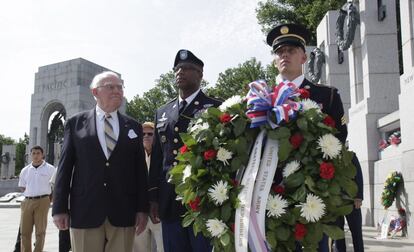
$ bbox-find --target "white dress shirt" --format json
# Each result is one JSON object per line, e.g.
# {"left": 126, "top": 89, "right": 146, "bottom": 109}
{"left": 96, "top": 105, "right": 120, "bottom": 159}
{"left": 18, "top": 161, "right": 56, "bottom": 197}
{"left": 275, "top": 74, "right": 305, "bottom": 88}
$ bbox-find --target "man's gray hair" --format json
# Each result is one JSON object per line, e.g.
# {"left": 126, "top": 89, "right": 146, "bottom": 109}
{"left": 90, "top": 71, "right": 122, "bottom": 89}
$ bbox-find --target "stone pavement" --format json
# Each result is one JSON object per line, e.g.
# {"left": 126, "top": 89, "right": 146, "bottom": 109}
{"left": 1, "top": 204, "right": 414, "bottom": 251}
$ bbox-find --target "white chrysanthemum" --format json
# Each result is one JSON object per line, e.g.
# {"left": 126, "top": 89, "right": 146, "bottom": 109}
{"left": 298, "top": 194, "right": 326, "bottom": 222}
{"left": 219, "top": 95, "right": 242, "bottom": 111}
{"left": 216, "top": 147, "right": 233, "bottom": 165}
{"left": 317, "top": 134, "right": 342, "bottom": 159}
{"left": 182, "top": 165, "right": 192, "bottom": 182}
{"left": 282, "top": 160, "right": 301, "bottom": 178}
{"left": 208, "top": 180, "right": 229, "bottom": 205}
{"left": 190, "top": 122, "right": 209, "bottom": 134}
{"left": 301, "top": 99, "right": 321, "bottom": 112}
{"left": 266, "top": 194, "right": 288, "bottom": 218}
{"left": 206, "top": 218, "right": 227, "bottom": 237}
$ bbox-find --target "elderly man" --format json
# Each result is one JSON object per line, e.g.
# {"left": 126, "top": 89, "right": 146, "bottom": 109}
{"left": 149, "top": 49, "right": 221, "bottom": 252}
{"left": 52, "top": 71, "right": 149, "bottom": 252}
{"left": 134, "top": 122, "right": 164, "bottom": 252}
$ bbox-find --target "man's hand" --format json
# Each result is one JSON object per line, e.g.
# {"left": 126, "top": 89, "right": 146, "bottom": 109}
{"left": 53, "top": 213, "right": 70, "bottom": 230}
{"left": 135, "top": 212, "right": 148, "bottom": 235}
{"left": 149, "top": 201, "right": 160, "bottom": 224}
{"left": 354, "top": 198, "right": 363, "bottom": 209}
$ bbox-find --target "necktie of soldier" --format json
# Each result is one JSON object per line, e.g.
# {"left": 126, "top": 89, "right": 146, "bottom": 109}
{"left": 104, "top": 114, "right": 117, "bottom": 157}
{"left": 179, "top": 100, "right": 187, "bottom": 114}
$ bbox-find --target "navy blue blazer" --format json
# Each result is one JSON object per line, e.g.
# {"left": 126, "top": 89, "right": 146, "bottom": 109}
{"left": 52, "top": 109, "right": 149, "bottom": 228}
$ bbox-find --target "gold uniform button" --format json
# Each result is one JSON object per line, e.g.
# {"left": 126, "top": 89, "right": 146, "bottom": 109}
{"left": 104, "top": 183, "right": 107, "bottom": 187}
{"left": 174, "top": 138, "right": 179, "bottom": 143}
{"left": 105, "top": 162, "right": 109, "bottom": 167}
{"left": 174, "top": 127, "right": 179, "bottom": 132}
{"left": 173, "top": 150, "right": 178, "bottom": 155}
{"left": 173, "top": 161, "right": 178, "bottom": 166}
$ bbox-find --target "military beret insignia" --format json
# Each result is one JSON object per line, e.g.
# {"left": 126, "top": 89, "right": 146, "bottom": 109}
{"left": 179, "top": 50, "right": 188, "bottom": 60}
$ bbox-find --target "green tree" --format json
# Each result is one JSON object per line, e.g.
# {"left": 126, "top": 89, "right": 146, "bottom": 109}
{"left": 256, "top": 0, "right": 346, "bottom": 44}
{"left": 15, "top": 133, "right": 29, "bottom": 175}
{"left": 0, "top": 134, "right": 15, "bottom": 158}
{"left": 206, "top": 58, "right": 278, "bottom": 100}
{"left": 127, "top": 71, "right": 208, "bottom": 123}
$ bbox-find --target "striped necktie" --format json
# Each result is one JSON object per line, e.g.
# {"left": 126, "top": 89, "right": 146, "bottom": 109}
{"left": 104, "top": 114, "right": 117, "bottom": 157}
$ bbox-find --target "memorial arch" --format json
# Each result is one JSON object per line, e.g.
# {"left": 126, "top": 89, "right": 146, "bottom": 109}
{"left": 29, "top": 58, "right": 125, "bottom": 165}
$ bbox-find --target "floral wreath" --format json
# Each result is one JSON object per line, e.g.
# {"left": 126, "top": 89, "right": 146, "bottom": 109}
{"left": 381, "top": 171, "right": 403, "bottom": 209}
{"left": 169, "top": 81, "right": 358, "bottom": 251}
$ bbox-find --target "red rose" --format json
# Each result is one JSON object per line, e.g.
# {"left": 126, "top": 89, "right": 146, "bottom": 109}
{"left": 323, "top": 115, "right": 336, "bottom": 128}
{"left": 295, "top": 223, "right": 307, "bottom": 240}
{"left": 189, "top": 196, "right": 201, "bottom": 211}
{"left": 203, "top": 149, "right": 217, "bottom": 160}
{"left": 272, "top": 184, "right": 285, "bottom": 195}
{"left": 219, "top": 113, "right": 232, "bottom": 123}
{"left": 230, "top": 179, "right": 239, "bottom": 187}
{"left": 230, "top": 223, "right": 235, "bottom": 232}
{"left": 180, "top": 145, "right": 188, "bottom": 154}
{"left": 320, "top": 162, "right": 335, "bottom": 180}
{"left": 290, "top": 133, "right": 304, "bottom": 149}
{"left": 298, "top": 88, "right": 310, "bottom": 99}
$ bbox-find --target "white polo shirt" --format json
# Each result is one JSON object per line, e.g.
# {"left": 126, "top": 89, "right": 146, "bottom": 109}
{"left": 18, "top": 161, "right": 56, "bottom": 197}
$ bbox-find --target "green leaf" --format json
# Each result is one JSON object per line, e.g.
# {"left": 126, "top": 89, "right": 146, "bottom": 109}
{"left": 285, "top": 172, "right": 305, "bottom": 189}
{"left": 232, "top": 117, "right": 247, "bottom": 137}
{"left": 207, "top": 107, "right": 222, "bottom": 117}
{"left": 297, "top": 117, "right": 308, "bottom": 131}
{"left": 275, "top": 225, "right": 291, "bottom": 241}
{"left": 322, "top": 224, "right": 345, "bottom": 240}
{"left": 268, "top": 127, "right": 291, "bottom": 140}
{"left": 221, "top": 202, "right": 232, "bottom": 222}
{"left": 179, "top": 133, "right": 197, "bottom": 147}
{"left": 220, "top": 232, "right": 230, "bottom": 246}
{"left": 333, "top": 204, "right": 354, "bottom": 216}
{"left": 304, "top": 176, "right": 317, "bottom": 193}
{"left": 338, "top": 177, "right": 358, "bottom": 198}
{"left": 182, "top": 214, "right": 194, "bottom": 227}
{"left": 327, "top": 182, "right": 341, "bottom": 195}
{"left": 291, "top": 184, "right": 307, "bottom": 202}
{"left": 278, "top": 138, "right": 293, "bottom": 162}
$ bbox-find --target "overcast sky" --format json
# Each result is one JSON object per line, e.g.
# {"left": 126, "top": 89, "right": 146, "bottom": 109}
{"left": 0, "top": 0, "right": 273, "bottom": 140}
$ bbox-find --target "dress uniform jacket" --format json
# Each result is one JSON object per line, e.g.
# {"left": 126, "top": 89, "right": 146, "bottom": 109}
{"left": 52, "top": 109, "right": 149, "bottom": 228}
{"left": 149, "top": 91, "right": 221, "bottom": 221}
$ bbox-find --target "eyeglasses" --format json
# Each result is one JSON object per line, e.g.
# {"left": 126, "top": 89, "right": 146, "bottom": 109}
{"left": 97, "top": 83, "right": 124, "bottom": 91}
{"left": 143, "top": 132, "right": 154, "bottom": 136}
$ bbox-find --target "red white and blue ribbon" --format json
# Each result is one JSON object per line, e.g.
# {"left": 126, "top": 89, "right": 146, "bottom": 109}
{"left": 246, "top": 80, "right": 302, "bottom": 128}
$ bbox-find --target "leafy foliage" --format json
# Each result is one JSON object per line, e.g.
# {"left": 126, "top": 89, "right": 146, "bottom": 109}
{"left": 15, "top": 133, "right": 29, "bottom": 175}
{"left": 256, "top": 0, "right": 346, "bottom": 44}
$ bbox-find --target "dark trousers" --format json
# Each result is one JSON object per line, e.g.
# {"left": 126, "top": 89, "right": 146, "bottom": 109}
{"left": 59, "top": 229, "right": 71, "bottom": 252}
{"left": 334, "top": 207, "right": 364, "bottom": 252}
{"left": 162, "top": 220, "right": 212, "bottom": 252}
{"left": 296, "top": 234, "right": 329, "bottom": 252}
{"left": 13, "top": 227, "right": 21, "bottom": 252}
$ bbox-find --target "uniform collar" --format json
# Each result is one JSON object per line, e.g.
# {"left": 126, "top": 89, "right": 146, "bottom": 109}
{"left": 178, "top": 89, "right": 201, "bottom": 105}
{"left": 276, "top": 74, "right": 305, "bottom": 89}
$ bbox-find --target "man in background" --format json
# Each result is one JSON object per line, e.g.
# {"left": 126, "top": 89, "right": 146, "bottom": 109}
{"left": 134, "top": 122, "right": 164, "bottom": 252}
{"left": 19, "top": 145, "right": 56, "bottom": 252}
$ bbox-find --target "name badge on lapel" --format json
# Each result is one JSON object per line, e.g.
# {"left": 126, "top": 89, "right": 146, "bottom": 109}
{"left": 128, "top": 129, "right": 138, "bottom": 139}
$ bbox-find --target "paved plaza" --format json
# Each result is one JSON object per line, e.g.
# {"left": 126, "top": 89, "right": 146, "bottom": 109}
{"left": 1, "top": 205, "right": 414, "bottom": 251}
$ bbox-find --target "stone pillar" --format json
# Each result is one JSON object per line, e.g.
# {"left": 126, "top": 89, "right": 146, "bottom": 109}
{"left": 53, "top": 143, "right": 62, "bottom": 167}
{"left": 315, "top": 10, "right": 351, "bottom": 118}
{"left": 1, "top": 145, "right": 16, "bottom": 179}
{"left": 398, "top": 0, "right": 414, "bottom": 236}
{"left": 347, "top": 0, "right": 401, "bottom": 226}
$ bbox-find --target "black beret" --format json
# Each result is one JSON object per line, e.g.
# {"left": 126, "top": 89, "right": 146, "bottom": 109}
{"left": 173, "top": 49, "right": 204, "bottom": 69}
{"left": 266, "top": 24, "right": 310, "bottom": 52}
